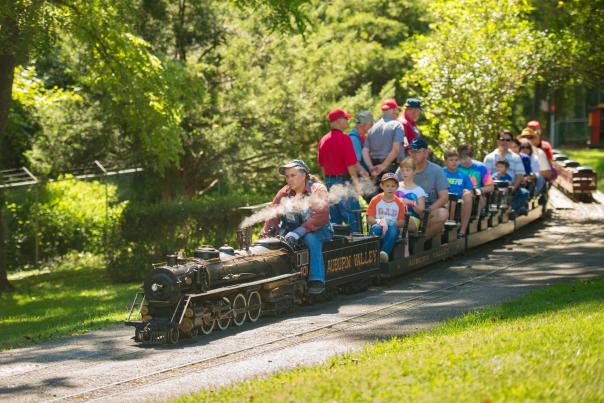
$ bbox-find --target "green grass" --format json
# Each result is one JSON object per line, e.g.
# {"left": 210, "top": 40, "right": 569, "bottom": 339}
{"left": 178, "top": 277, "right": 604, "bottom": 402}
{"left": 560, "top": 148, "right": 604, "bottom": 192}
{"left": 0, "top": 252, "right": 139, "bottom": 351}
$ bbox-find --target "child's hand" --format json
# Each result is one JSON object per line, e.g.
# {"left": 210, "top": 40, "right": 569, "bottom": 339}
{"left": 402, "top": 199, "right": 415, "bottom": 207}
{"left": 376, "top": 219, "right": 388, "bottom": 237}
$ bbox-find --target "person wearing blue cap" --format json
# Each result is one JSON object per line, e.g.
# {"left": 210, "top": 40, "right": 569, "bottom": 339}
{"left": 398, "top": 98, "right": 423, "bottom": 151}
{"left": 262, "top": 160, "right": 333, "bottom": 294}
{"left": 396, "top": 138, "right": 449, "bottom": 240}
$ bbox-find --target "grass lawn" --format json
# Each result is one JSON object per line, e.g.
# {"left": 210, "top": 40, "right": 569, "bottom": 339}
{"left": 178, "top": 277, "right": 604, "bottom": 402}
{"left": 0, "top": 252, "right": 139, "bottom": 351}
{"left": 560, "top": 148, "right": 604, "bottom": 192}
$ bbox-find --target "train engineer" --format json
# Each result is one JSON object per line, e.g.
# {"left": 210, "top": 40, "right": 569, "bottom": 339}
{"left": 317, "top": 108, "right": 367, "bottom": 232}
{"left": 261, "top": 160, "right": 333, "bottom": 294}
{"left": 366, "top": 173, "right": 406, "bottom": 263}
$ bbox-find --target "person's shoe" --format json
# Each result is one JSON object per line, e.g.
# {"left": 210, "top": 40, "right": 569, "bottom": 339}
{"left": 380, "top": 251, "right": 389, "bottom": 263}
{"left": 457, "top": 233, "right": 466, "bottom": 239}
{"left": 308, "top": 281, "right": 325, "bottom": 295}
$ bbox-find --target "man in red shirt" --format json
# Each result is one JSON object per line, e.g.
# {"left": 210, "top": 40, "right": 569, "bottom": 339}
{"left": 527, "top": 120, "right": 554, "bottom": 160}
{"left": 398, "top": 98, "right": 423, "bottom": 152}
{"left": 318, "top": 108, "right": 363, "bottom": 231}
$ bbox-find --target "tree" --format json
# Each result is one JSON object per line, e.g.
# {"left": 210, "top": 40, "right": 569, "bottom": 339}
{"left": 402, "top": 0, "right": 547, "bottom": 156}
{"left": 0, "top": 0, "right": 311, "bottom": 291}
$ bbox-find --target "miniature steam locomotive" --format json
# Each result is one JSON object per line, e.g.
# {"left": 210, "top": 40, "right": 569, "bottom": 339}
{"left": 125, "top": 227, "right": 380, "bottom": 344}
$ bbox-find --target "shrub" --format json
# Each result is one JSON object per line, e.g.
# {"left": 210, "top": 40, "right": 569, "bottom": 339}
{"left": 107, "top": 193, "right": 269, "bottom": 282}
{"left": 4, "top": 177, "right": 126, "bottom": 270}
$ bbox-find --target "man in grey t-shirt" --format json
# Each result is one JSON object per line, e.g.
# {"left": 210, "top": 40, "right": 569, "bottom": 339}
{"left": 362, "top": 98, "right": 406, "bottom": 178}
{"left": 396, "top": 138, "right": 449, "bottom": 240}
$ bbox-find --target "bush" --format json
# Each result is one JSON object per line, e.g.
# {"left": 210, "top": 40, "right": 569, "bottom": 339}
{"left": 107, "top": 193, "right": 269, "bottom": 282}
{"left": 4, "top": 177, "right": 126, "bottom": 270}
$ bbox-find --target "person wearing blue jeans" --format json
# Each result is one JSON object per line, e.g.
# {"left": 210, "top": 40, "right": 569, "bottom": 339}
{"left": 325, "top": 175, "right": 362, "bottom": 232}
{"left": 303, "top": 222, "right": 334, "bottom": 284}
{"left": 261, "top": 160, "right": 332, "bottom": 294}
{"left": 366, "top": 173, "right": 406, "bottom": 262}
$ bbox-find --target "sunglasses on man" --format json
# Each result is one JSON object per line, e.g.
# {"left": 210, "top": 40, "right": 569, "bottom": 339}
{"left": 498, "top": 138, "right": 512, "bottom": 142}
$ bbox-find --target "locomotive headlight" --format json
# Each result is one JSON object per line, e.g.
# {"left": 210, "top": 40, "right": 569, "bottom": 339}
{"left": 184, "top": 276, "right": 192, "bottom": 285}
{"left": 151, "top": 283, "right": 164, "bottom": 292}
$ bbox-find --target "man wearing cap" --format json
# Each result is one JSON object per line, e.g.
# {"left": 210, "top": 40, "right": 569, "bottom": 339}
{"left": 396, "top": 138, "right": 449, "bottom": 240}
{"left": 262, "top": 159, "right": 332, "bottom": 294}
{"left": 348, "top": 110, "right": 373, "bottom": 172}
{"left": 526, "top": 120, "right": 554, "bottom": 161}
{"left": 318, "top": 108, "right": 364, "bottom": 232}
{"left": 362, "top": 99, "right": 406, "bottom": 179}
{"left": 398, "top": 98, "right": 423, "bottom": 149}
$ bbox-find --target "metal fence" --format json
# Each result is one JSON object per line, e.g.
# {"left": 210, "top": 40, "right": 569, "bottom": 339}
{"left": 554, "top": 118, "right": 590, "bottom": 147}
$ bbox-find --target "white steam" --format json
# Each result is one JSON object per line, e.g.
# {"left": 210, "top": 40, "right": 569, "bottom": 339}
{"left": 239, "top": 178, "right": 377, "bottom": 229}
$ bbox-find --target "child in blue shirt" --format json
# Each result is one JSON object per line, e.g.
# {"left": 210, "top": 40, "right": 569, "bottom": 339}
{"left": 493, "top": 159, "right": 513, "bottom": 182}
{"left": 443, "top": 151, "right": 474, "bottom": 237}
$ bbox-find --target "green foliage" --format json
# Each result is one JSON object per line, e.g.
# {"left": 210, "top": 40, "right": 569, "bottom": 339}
{"left": 178, "top": 277, "right": 604, "bottom": 402}
{"left": 107, "top": 192, "right": 268, "bottom": 282}
{"left": 530, "top": 0, "right": 604, "bottom": 90}
{"left": 4, "top": 178, "right": 126, "bottom": 270}
{"left": 0, "top": 252, "right": 138, "bottom": 351}
{"left": 403, "top": 0, "right": 548, "bottom": 157}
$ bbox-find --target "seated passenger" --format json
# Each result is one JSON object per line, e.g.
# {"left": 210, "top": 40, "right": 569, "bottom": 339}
{"left": 518, "top": 128, "right": 550, "bottom": 192}
{"left": 261, "top": 160, "right": 333, "bottom": 294}
{"left": 484, "top": 130, "right": 529, "bottom": 216}
{"left": 367, "top": 173, "right": 406, "bottom": 263}
{"left": 396, "top": 138, "right": 449, "bottom": 240}
{"left": 457, "top": 144, "right": 494, "bottom": 216}
{"left": 493, "top": 159, "right": 513, "bottom": 182}
{"left": 443, "top": 151, "right": 474, "bottom": 238}
{"left": 395, "top": 157, "right": 426, "bottom": 234}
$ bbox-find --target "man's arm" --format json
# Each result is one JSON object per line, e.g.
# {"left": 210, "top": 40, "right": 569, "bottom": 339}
{"left": 362, "top": 147, "right": 373, "bottom": 172}
{"left": 376, "top": 142, "right": 401, "bottom": 173}
{"left": 431, "top": 188, "right": 449, "bottom": 211}
{"left": 347, "top": 164, "right": 360, "bottom": 186}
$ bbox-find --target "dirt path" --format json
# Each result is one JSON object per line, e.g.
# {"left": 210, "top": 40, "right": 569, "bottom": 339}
{"left": 1, "top": 203, "right": 603, "bottom": 402}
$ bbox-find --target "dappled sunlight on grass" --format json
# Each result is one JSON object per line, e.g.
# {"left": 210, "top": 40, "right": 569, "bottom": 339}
{"left": 0, "top": 252, "right": 139, "bottom": 351}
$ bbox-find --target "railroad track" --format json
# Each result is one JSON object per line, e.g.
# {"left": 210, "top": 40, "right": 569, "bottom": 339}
{"left": 49, "top": 226, "right": 585, "bottom": 403}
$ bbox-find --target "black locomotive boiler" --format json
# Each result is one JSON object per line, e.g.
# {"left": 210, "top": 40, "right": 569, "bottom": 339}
{"left": 125, "top": 227, "right": 380, "bottom": 344}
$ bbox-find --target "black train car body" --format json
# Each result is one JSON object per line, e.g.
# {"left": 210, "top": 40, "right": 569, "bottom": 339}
{"left": 125, "top": 233, "right": 380, "bottom": 344}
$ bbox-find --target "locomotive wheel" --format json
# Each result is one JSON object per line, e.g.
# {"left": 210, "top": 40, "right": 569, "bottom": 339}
{"left": 200, "top": 318, "right": 216, "bottom": 335}
{"left": 167, "top": 325, "right": 179, "bottom": 344}
{"left": 232, "top": 293, "right": 247, "bottom": 327}
{"left": 247, "top": 291, "right": 262, "bottom": 323}
{"left": 217, "top": 297, "right": 232, "bottom": 330}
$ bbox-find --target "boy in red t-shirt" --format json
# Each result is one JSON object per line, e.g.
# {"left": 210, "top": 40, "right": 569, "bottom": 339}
{"left": 367, "top": 173, "right": 406, "bottom": 262}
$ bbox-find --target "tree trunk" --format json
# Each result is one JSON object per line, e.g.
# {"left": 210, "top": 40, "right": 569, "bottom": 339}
{"left": 0, "top": 52, "right": 17, "bottom": 293}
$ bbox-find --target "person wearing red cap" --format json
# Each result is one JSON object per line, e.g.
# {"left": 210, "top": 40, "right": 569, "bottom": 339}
{"left": 362, "top": 99, "right": 406, "bottom": 180}
{"left": 318, "top": 108, "right": 364, "bottom": 231}
{"left": 526, "top": 120, "right": 554, "bottom": 161}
